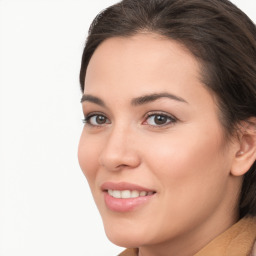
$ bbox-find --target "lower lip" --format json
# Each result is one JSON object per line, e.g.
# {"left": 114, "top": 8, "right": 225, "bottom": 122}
{"left": 103, "top": 192, "right": 155, "bottom": 212}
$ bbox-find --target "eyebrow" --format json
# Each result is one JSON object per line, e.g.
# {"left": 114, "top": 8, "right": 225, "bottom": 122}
{"left": 80, "top": 94, "right": 106, "bottom": 107}
{"left": 131, "top": 93, "right": 188, "bottom": 105}
{"left": 80, "top": 92, "right": 188, "bottom": 107}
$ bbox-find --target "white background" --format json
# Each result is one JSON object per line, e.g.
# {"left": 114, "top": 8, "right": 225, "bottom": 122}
{"left": 0, "top": 0, "right": 255, "bottom": 255}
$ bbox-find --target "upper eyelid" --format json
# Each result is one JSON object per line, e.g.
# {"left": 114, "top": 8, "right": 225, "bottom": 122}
{"left": 83, "top": 111, "right": 108, "bottom": 118}
{"left": 144, "top": 111, "right": 177, "bottom": 119}
{"left": 85, "top": 113, "right": 109, "bottom": 120}
{"left": 84, "top": 110, "right": 175, "bottom": 118}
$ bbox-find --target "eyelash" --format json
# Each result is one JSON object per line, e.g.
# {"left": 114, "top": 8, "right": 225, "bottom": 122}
{"left": 82, "top": 112, "right": 110, "bottom": 127}
{"left": 82, "top": 111, "right": 177, "bottom": 128}
{"left": 143, "top": 112, "right": 177, "bottom": 127}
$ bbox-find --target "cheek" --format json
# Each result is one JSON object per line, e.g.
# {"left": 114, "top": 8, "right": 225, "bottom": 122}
{"left": 78, "top": 131, "right": 101, "bottom": 185}
{"left": 143, "top": 126, "right": 229, "bottom": 201}
{"left": 135, "top": 127, "right": 232, "bottom": 238}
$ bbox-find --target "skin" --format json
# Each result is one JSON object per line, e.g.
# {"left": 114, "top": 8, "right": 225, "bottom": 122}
{"left": 78, "top": 33, "right": 245, "bottom": 256}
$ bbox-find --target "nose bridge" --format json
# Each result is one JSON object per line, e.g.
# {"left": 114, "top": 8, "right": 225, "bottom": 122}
{"left": 99, "top": 123, "right": 140, "bottom": 171}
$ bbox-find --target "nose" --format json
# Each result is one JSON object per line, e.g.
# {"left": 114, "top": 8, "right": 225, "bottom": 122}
{"left": 99, "top": 126, "right": 141, "bottom": 171}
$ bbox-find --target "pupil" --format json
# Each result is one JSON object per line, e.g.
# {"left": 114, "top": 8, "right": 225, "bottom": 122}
{"left": 154, "top": 115, "right": 167, "bottom": 125}
{"left": 96, "top": 115, "right": 106, "bottom": 124}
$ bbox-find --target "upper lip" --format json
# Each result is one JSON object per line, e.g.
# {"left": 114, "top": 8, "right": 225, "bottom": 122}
{"left": 101, "top": 182, "right": 156, "bottom": 192}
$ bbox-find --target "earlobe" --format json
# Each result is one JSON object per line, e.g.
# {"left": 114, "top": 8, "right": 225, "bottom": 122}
{"left": 231, "top": 118, "right": 256, "bottom": 176}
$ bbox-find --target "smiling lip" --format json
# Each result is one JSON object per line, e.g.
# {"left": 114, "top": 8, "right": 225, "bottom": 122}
{"left": 101, "top": 182, "right": 156, "bottom": 212}
{"left": 101, "top": 182, "right": 155, "bottom": 192}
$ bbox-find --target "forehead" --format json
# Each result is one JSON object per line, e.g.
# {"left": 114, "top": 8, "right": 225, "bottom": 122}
{"left": 83, "top": 33, "right": 215, "bottom": 110}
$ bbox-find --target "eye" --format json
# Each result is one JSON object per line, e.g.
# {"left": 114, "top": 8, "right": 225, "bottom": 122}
{"left": 83, "top": 113, "right": 110, "bottom": 126}
{"left": 143, "top": 112, "right": 177, "bottom": 127}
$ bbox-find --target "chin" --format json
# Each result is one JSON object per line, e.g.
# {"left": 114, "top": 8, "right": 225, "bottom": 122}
{"left": 102, "top": 218, "right": 149, "bottom": 248}
{"left": 105, "top": 230, "right": 144, "bottom": 248}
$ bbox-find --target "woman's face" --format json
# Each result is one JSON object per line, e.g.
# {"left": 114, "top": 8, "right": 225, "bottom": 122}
{"left": 78, "top": 34, "right": 239, "bottom": 250}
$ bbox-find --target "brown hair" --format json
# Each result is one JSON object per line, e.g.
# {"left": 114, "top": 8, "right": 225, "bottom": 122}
{"left": 79, "top": 0, "right": 256, "bottom": 217}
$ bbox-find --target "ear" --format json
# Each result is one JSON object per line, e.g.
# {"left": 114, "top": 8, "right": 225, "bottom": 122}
{"left": 231, "top": 118, "right": 256, "bottom": 176}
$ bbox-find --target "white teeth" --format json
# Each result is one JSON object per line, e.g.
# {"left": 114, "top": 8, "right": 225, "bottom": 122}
{"left": 107, "top": 190, "right": 154, "bottom": 198}
{"left": 121, "top": 190, "right": 131, "bottom": 198}
{"left": 108, "top": 189, "right": 113, "bottom": 196}
{"left": 131, "top": 190, "right": 139, "bottom": 198}
{"left": 112, "top": 190, "right": 121, "bottom": 198}
{"left": 140, "top": 191, "right": 147, "bottom": 196}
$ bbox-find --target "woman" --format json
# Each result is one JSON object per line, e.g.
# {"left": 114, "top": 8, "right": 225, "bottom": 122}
{"left": 78, "top": 0, "right": 256, "bottom": 255}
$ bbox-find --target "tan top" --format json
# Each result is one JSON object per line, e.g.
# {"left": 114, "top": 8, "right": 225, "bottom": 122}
{"left": 119, "top": 217, "right": 256, "bottom": 256}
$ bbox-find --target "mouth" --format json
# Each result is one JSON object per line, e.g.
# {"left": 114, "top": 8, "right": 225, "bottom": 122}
{"left": 101, "top": 182, "right": 156, "bottom": 212}
{"left": 107, "top": 189, "right": 155, "bottom": 198}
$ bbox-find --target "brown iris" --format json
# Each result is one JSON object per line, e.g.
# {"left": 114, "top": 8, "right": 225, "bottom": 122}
{"left": 96, "top": 115, "right": 107, "bottom": 124}
{"left": 154, "top": 115, "right": 168, "bottom": 125}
